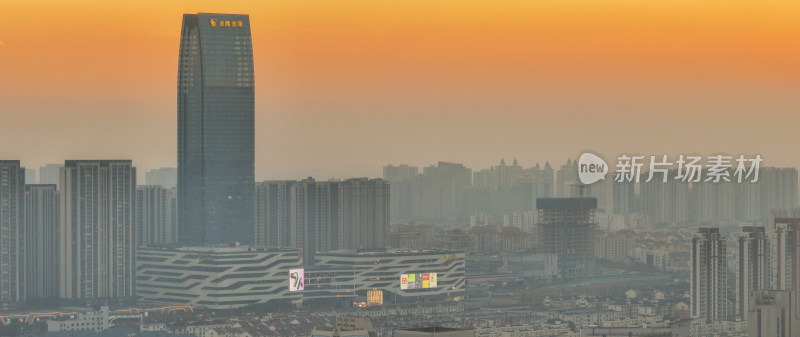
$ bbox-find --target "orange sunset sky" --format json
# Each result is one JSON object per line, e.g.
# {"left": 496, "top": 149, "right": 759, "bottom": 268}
{"left": 1, "top": 0, "right": 799, "bottom": 180}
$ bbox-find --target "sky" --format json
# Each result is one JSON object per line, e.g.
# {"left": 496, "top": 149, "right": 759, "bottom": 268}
{"left": 1, "top": 0, "right": 799, "bottom": 181}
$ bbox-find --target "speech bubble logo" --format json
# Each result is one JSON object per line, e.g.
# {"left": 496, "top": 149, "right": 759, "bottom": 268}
{"left": 578, "top": 153, "right": 608, "bottom": 185}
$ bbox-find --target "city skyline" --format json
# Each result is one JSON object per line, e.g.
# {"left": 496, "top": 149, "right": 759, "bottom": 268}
{"left": 2, "top": 0, "right": 800, "bottom": 180}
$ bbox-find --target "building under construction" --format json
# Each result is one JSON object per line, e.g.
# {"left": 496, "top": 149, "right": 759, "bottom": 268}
{"left": 536, "top": 197, "right": 597, "bottom": 279}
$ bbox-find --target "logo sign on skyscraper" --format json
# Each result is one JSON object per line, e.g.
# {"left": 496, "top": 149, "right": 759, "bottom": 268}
{"left": 209, "top": 19, "right": 244, "bottom": 28}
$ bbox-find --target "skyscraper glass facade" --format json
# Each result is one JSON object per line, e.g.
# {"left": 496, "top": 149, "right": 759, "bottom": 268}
{"left": 178, "top": 13, "right": 255, "bottom": 244}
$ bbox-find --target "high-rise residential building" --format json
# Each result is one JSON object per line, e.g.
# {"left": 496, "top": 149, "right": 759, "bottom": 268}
{"left": 612, "top": 177, "right": 635, "bottom": 216}
{"left": 178, "top": 13, "right": 255, "bottom": 245}
{"left": 772, "top": 218, "right": 800, "bottom": 292}
{"left": 556, "top": 159, "right": 577, "bottom": 197}
{"left": 39, "top": 163, "right": 63, "bottom": 186}
{"left": 24, "top": 168, "right": 35, "bottom": 184}
{"left": 290, "top": 178, "right": 339, "bottom": 265}
{"left": 640, "top": 170, "right": 689, "bottom": 226}
{"left": 595, "top": 230, "right": 635, "bottom": 263}
{"left": 759, "top": 167, "right": 798, "bottom": 221}
{"left": 339, "top": 178, "right": 390, "bottom": 250}
{"left": 0, "top": 161, "right": 25, "bottom": 309}
{"left": 691, "top": 227, "right": 728, "bottom": 323}
{"left": 254, "top": 180, "right": 295, "bottom": 248}
{"left": 255, "top": 178, "right": 388, "bottom": 264}
{"left": 383, "top": 164, "right": 418, "bottom": 222}
{"left": 748, "top": 290, "right": 800, "bottom": 337}
{"left": 771, "top": 217, "right": 800, "bottom": 317}
{"left": 690, "top": 180, "right": 736, "bottom": 225}
{"left": 59, "top": 160, "right": 136, "bottom": 303}
{"left": 144, "top": 167, "right": 177, "bottom": 189}
{"left": 410, "top": 162, "right": 471, "bottom": 222}
{"left": 25, "top": 184, "right": 59, "bottom": 300}
{"left": 536, "top": 197, "right": 597, "bottom": 279}
{"left": 472, "top": 158, "right": 524, "bottom": 190}
{"left": 136, "top": 185, "right": 177, "bottom": 246}
{"left": 736, "top": 226, "right": 771, "bottom": 321}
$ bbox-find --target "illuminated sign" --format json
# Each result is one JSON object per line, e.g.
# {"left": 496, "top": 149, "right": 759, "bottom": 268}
{"left": 209, "top": 19, "right": 244, "bottom": 28}
{"left": 289, "top": 269, "right": 304, "bottom": 291}
{"left": 400, "top": 273, "right": 437, "bottom": 289}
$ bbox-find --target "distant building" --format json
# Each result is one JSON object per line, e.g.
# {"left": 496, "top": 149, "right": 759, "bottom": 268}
{"left": 136, "top": 185, "right": 177, "bottom": 246}
{"left": 388, "top": 224, "right": 435, "bottom": 249}
{"left": 758, "top": 167, "right": 798, "bottom": 222}
{"left": 136, "top": 246, "right": 302, "bottom": 308}
{"left": 555, "top": 159, "right": 577, "bottom": 198}
{"left": 748, "top": 290, "right": 800, "bottom": 337}
{"left": 25, "top": 184, "right": 59, "bottom": 299}
{"left": 536, "top": 198, "right": 597, "bottom": 279}
{"left": 691, "top": 227, "right": 727, "bottom": 323}
{"left": 25, "top": 167, "right": 35, "bottom": 184}
{"left": 290, "top": 178, "right": 339, "bottom": 265}
{"left": 383, "top": 164, "right": 418, "bottom": 222}
{"left": 393, "top": 327, "right": 474, "bottom": 337}
{"left": 772, "top": 217, "right": 800, "bottom": 314}
{"left": 310, "top": 316, "right": 376, "bottom": 337}
{"left": 640, "top": 170, "right": 688, "bottom": 225}
{"left": 254, "top": 178, "right": 389, "bottom": 265}
{"left": 595, "top": 230, "right": 634, "bottom": 263}
{"left": 410, "top": 162, "right": 471, "bottom": 222}
{"left": 502, "top": 253, "right": 559, "bottom": 280}
{"left": 305, "top": 250, "right": 465, "bottom": 305}
{"left": 60, "top": 160, "right": 136, "bottom": 303}
{"left": 144, "top": 167, "right": 177, "bottom": 189}
{"left": 0, "top": 160, "right": 25, "bottom": 309}
{"left": 339, "top": 178, "right": 389, "bottom": 250}
{"left": 39, "top": 163, "right": 63, "bottom": 186}
{"left": 46, "top": 306, "right": 110, "bottom": 332}
{"left": 254, "top": 180, "right": 295, "bottom": 248}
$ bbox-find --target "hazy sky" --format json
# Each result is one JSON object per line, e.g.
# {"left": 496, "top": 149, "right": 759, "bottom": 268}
{"left": 1, "top": 0, "right": 799, "bottom": 181}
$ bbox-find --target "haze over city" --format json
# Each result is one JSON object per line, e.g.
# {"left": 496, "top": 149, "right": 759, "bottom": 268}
{"left": 4, "top": 2, "right": 800, "bottom": 337}
{"left": 2, "top": 0, "right": 800, "bottom": 180}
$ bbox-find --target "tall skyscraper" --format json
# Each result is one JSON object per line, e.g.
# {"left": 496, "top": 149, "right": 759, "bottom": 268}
{"left": 736, "top": 226, "right": 771, "bottom": 321}
{"left": 25, "top": 184, "right": 59, "bottom": 299}
{"left": 136, "top": 185, "right": 177, "bottom": 246}
{"left": 536, "top": 197, "right": 597, "bottom": 279}
{"left": 60, "top": 160, "right": 136, "bottom": 303}
{"left": 178, "top": 13, "right": 255, "bottom": 245}
{"left": 0, "top": 161, "right": 25, "bottom": 309}
{"left": 691, "top": 227, "right": 728, "bottom": 323}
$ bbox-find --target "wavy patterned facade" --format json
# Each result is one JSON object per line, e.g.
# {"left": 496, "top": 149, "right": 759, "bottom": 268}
{"left": 305, "top": 250, "right": 466, "bottom": 304}
{"left": 136, "top": 247, "right": 302, "bottom": 308}
{"left": 136, "top": 248, "right": 465, "bottom": 308}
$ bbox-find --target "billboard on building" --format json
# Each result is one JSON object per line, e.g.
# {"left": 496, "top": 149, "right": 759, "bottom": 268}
{"left": 289, "top": 268, "right": 304, "bottom": 291}
{"left": 400, "top": 272, "right": 437, "bottom": 289}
